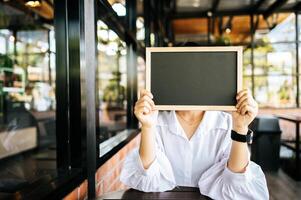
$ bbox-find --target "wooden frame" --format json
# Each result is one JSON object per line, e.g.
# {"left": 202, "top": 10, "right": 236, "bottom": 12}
{"left": 145, "top": 46, "right": 243, "bottom": 111}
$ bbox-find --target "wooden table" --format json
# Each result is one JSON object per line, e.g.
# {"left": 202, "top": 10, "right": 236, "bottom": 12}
{"left": 275, "top": 114, "right": 301, "bottom": 180}
{"left": 98, "top": 187, "right": 211, "bottom": 200}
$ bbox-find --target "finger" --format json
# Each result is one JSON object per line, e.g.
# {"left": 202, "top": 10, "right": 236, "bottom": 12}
{"left": 136, "top": 105, "right": 152, "bottom": 114}
{"left": 237, "top": 101, "right": 248, "bottom": 114}
{"left": 140, "top": 95, "right": 155, "bottom": 107}
{"left": 136, "top": 95, "right": 153, "bottom": 106}
{"left": 238, "top": 98, "right": 255, "bottom": 112}
{"left": 236, "top": 93, "right": 249, "bottom": 109}
{"left": 237, "top": 94, "right": 257, "bottom": 110}
{"left": 135, "top": 101, "right": 153, "bottom": 112}
{"left": 134, "top": 107, "right": 150, "bottom": 118}
{"left": 237, "top": 97, "right": 256, "bottom": 111}
{"left": 135, "top": 95, "right": 155, "bottom": 106}
{"left": 240, "top": 105, "right": 256, "bottom": 116}
{"left": 139, "top": 89, "right": 153, "bottom": 99}
{"left": 236, "top": 89, "right": 249, "bottom": 100}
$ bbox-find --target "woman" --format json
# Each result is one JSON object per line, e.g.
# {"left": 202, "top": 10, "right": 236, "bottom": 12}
{"left": 120, "top": 89, "right": 269, "bottom": 200}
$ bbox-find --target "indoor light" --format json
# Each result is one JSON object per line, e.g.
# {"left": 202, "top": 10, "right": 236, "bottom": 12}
{"left": 112, "top": 3, "right": 126, "bottom": 16}
{"left": 25, "top": 0, "right": 41, "bottom": 8}
{"left": 225, "top": 28, "right": 231, "bottom": 34}
{"left": 9, "top": 35, "right": 15, "bottom": 42}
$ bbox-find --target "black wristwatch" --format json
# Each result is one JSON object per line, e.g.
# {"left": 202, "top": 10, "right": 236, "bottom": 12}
{"left": 231, "top": 129, "right": 253, "bottom": 144}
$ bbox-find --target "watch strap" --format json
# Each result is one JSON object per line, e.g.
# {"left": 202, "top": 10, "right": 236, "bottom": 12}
{"left": 231, "top": 129, "right": 253, "bottom": 144}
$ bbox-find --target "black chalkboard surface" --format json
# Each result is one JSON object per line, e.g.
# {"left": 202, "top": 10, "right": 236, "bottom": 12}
{"left": 145, "top": 47, "right": 242, "bottom": 110}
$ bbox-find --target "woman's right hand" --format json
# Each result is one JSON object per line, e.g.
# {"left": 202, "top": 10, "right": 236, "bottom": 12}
{"left": 134, "top": 89, "right": 158, "bottom": 128}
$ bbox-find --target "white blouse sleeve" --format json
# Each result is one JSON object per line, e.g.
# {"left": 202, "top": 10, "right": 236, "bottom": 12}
{"left": 198, "top": 127, "right": 269, "bottom": 199}
{"left": 120, "top": 127, "right": 176, "bottom": 192}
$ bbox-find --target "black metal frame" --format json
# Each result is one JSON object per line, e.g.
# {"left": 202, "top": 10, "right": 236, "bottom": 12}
{"left": 126, "top": 0, "right": 138, "bottom": 129}
{"left": 53, "top": 0, "right": 141, "bottom": 198}
{"left": 79, "top": 0, "right": 98, "bottom": 198}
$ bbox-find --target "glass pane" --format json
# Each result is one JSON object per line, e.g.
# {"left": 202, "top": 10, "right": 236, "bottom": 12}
{"left": 243, "top": 76, "right": 252, "bottom": 93}
{"left": 254, "top": 76, "right": 296, "bottom": 108}
{"left": 0, "top": 29, "right": 14, "bottom": 54}
{"left": 0, "top": 14, "right": 56, "bottom": 193}
{"left": 243, "top": 48, "right": 252, "bottom": 75}
{"left": 97, "top": 20, "right": 127, "bottom": 143}
{"left": 254, "top": 43, "right": 296, "bottom": 75}
{"left": 17, "top": 30, "right": 49, "bottom": 54}
{"left": 136, "top": 17, "right": 145, "bottom": 41}
{"left": 298, "top": 14, "right": 301, "bottom": 42}
{"left": 49, "top": 29, "right": 55, "bottom": 52}
{"left": 137, "top": 56, "right": 146, "bottom": 91}
{"left": 255, "top": 13, "right": 295, "bottom": 43}
{"left": 299, "top": 76, "right": 301, "bottom": 106}
{"left": 0, "top": 36, "right": 6, "bottom": 54}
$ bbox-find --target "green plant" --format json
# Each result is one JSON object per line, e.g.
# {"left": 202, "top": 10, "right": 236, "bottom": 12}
{"left": 103, "top": 71, "right": 126, "bottom": 108}
{"left": 0, "top": 54, "right": 13, "bottom": 69}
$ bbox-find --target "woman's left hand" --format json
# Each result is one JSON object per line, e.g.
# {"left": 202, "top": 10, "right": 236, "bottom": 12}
{"left": 232, "top": 89, "right": 258, "bottom": 135}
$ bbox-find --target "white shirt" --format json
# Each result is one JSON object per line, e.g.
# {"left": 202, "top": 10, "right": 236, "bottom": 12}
{"left": 120, "top": 111, "right": 269, "bottom": 200}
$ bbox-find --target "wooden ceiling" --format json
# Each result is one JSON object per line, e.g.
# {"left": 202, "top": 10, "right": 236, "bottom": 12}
{"left": 4, "top": 0, "right": 53, "bottom": 20}
{"left": 172, "top": 13, "right": 290, "bottom": 44}
{"left": 0, "top": 0, "right": 294, "bottom": 45}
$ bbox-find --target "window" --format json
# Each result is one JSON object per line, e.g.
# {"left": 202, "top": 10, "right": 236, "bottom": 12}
{"left": 243, "top": 13, "right": 299, "bottom": 108}
{"left": 97, "top": 20, "right": 127, "bottom": 143}
{"left": 0, "top": 26, "right": 56, "bottom": 193}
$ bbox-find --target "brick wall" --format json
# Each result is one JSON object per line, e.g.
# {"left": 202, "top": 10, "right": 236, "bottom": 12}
{"left": 63, "top": 134, "right": 140, "bottom": 200}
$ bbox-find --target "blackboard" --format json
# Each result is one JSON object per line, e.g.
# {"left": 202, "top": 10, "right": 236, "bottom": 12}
{"left": 145, "top": 47, "right": 242, "bottom": 110}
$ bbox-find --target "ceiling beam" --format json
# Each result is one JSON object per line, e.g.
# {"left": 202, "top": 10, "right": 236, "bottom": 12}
{"left": 263, "top": 0, "right": 288, "bottom": 19}
{"left": 211, "top": 0, "right": 220, "bottom": 14}
{"left": 171, "top": 7, "right": 295, "bottom": 19}
{"left": 249, "top": 0, "right": 267, "bottom": 13}
{"left": 293, "top": 2, "right": 301, "bottom": 11}
{"left": 172, "top": 9, "right": 256, "bottom": 19}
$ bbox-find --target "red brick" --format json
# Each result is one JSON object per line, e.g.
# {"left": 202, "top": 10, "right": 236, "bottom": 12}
{"left": 96, "top": 181, "right": 104, "bottom": 197}
{"left": 103, "top": 172, "right": 115, "bottom": 193}
{"left": 64, "top": 134, "right": 142, "bottom": 199}
{"left": 78, "top": 180, "right": 88, "bottom": 200}
{"left": 118, "top": 147, "right": 127, "bottom": 160}
{"left": 97, "top": 162, "right": 112, "bottom": 181}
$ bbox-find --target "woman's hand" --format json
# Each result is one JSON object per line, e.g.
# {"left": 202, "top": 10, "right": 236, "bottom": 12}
{"left": 232, "top": 89, "right": 258, "bottom": 135}
{"left": 134, "top": 89, "right": 158, "bottom": 128}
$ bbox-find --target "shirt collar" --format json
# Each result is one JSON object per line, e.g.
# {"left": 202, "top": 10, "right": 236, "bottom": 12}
{"left": 157, "top": 110, "right": 230, "bottom": 137}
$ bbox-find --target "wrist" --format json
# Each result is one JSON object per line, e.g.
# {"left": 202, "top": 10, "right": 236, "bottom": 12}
{"left": 141, "top": 124, "right": 155, "bottom": 131}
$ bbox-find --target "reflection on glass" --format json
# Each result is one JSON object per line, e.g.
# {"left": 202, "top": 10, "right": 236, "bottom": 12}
{"left": 243, "top": 49, "right": 252, "bottom": 75}
{"left": 136, "top": 17, "right": 145, "bottom": 41}
{"left": 243, "top": 76, "right": 252, "bottom": 93}
{"left": 254, "top": 43, "right": 296, "bottom": 76}
{"left": 255, "top": 14, "right": 295, "bottom": 43}
{"left": 137, "top": 56, "right": 146, "bottom": 91}
{"left": 299, "top": 76, "right": 301, "bottom": 106}
{"left": 0, "top": 28, "right": 56, "bottom": 161}
{"left": 254, "top": 76, "right": 296, "bottom": 108}
{"left": 97, "top": 20, "right": 127, "bottom": 143}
